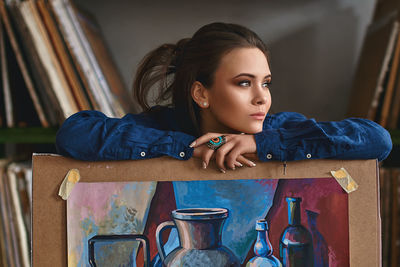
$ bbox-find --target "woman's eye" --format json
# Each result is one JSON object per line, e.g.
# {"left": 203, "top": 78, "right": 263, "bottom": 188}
{"left": 262, "top": 81, "right": 272, "bottom": 88}
{"left": 238, "top": 80, "right": 251, "bottom": 87}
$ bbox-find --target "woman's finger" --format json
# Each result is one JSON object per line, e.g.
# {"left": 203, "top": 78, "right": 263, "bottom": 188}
{"left": 190, "top": 133, "right": 228, "bottom": 148}
{"left": 237, "top": 155, "right": 257, "bottom": 167}
{"left": 215, "top": 141, "right": 236, "bottom": 172}
{"left": 201, "top": 146, "right": 214, "bottom": 169}
{"left": 234, "top": 161, "right": 244, "bottom": 168}
{"left": 224, "top": 147, "right": 243, "bottom": 169}
{"left": 242, "top": 153, "right": 258, "bottom": 161}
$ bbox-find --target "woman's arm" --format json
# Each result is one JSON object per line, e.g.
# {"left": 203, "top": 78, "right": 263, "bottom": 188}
{"left": 56, "top": 110, "right": 195, "bottom": 161}
{"left": 254, "top": 112, "right": 393, "bottom": 162}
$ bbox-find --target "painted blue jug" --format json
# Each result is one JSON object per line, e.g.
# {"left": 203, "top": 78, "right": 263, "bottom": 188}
{"left": 156, "top": 208, "right": 240, "bottom": 267}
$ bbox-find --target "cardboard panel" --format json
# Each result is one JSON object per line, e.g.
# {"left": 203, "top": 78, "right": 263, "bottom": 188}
{"left": 31, "top": 154, "right": 380, "bottom": 266}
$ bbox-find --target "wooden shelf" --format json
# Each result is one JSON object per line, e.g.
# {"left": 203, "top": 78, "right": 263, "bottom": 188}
{"left": 0, "top": 127, "right": 57, "bottom": 144}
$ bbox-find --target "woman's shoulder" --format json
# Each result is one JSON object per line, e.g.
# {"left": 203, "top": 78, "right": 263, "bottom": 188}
{"left": 264, "top": 111, "right": 308, "bottom": 128}
{"left": 266, "top": 111, "right": 307, "bottom": 120}
{"left": 62, "top": 106, "right": 178, "bottom": 130}
{"left": 142, "top": 105, "right": 180, "bottom": 130}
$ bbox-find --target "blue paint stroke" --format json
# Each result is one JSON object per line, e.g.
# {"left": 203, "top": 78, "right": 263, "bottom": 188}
{"left": 170, "top": 179, "right": 278, "bottom": 263}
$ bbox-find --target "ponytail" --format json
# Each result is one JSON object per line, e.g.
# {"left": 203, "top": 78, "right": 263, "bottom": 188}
{"left": 133, "top": 38, "right": 190, "bottom": 111}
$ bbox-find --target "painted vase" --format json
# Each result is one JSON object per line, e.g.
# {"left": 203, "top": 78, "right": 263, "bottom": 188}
{"left": 279, "top": 197, "right": 314, "bottom": 267}
{"left": 246, "top": 219, "right": 282, "bottom": 267}
{"left": 88, "top": 234, "right": 150, "bottom": 267}
{"left": 156, "top": 208, "right": 240, "bottom": 267}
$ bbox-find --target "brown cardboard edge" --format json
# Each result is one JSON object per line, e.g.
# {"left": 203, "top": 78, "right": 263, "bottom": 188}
{"left": 32, "top": 154, "right": 380, "bottom": 266}
{"left": 376, "top": 160, "right": 382, "bottom": 267}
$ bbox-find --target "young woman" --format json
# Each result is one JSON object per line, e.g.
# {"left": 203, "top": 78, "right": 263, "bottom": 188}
{"left": 56, "top": 22, "right": 392, "bottom": 263}
{"left": 56, "top": 22, "right": 392, "bottom": 170}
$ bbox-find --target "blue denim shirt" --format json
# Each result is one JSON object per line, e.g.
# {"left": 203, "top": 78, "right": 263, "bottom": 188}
{"left": 55, "top": 107, "right": 392, "bottom": 162}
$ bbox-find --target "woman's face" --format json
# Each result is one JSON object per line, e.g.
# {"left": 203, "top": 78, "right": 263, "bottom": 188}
{"left": 202, "top": 47, "right": 271, "bottom": 134}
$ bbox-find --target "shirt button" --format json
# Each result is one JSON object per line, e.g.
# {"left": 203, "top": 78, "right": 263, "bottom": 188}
{"left": 140, "top": 151, "right": 146, "bottom": 157}
{"left": 266, "top": 154, "right": 272, "bottom": 159}
{"left": 179, "top": 152, "right": 185, "bottom": 158}
{"left": 306, "top": 153, "right": 312, "bottom": 159}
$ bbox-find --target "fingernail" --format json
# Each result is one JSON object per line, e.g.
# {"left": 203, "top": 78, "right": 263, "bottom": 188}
{"left": 189, "top": 141, "right": 196, "bottom": 147}
{"left": 249, "top": 161, "right": 256, "bottom": 167}
{"left": 220, "top": 168, "right": 226, "bottom": 173}
{"left": 202, "top": 161, "right": 207, "bottom": 169}
{"left": 236, "top": 162, "right": 243, "bottom": 167}
{"left": 231, "top": 166, "right": 235, "bottom": 170}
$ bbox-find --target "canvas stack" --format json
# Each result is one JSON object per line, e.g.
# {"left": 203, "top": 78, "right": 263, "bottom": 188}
{"left": 347, "top": 0, "right": 400, "bottom": 129}
{"left": 0, "top": 160, "right": 32, "bottom": 267}
{"left": 346, "top": 1, "right": 400, "bottom": 264}
{"left": 0, "top": 0, "right": 132, "bottom": 128}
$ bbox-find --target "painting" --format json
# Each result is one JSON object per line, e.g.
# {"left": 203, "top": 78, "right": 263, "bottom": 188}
{"left": 31, "top": 156, "right": 380, "bottom": 266}
{"left": 67, "top": 177, "right": 348, "bottom": 267}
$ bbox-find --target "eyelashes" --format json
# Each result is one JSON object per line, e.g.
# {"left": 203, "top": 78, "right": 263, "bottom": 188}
{"left": 238, "top": 80, "right": 251, "bottom": 86}
{"left": 263, "top": 81, "right": 272, "bottom": 88}
{"left": 238, "top": 80, "right": 272, "bottom": 88}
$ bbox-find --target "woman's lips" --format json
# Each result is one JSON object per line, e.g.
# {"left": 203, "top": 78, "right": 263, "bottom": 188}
{"left": 250, "top": 113, "right": 265, "bottom": 120}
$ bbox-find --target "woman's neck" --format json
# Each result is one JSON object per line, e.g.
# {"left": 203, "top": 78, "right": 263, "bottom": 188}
{"left": 199, "top": 110, "right": 240, "bottom": 135}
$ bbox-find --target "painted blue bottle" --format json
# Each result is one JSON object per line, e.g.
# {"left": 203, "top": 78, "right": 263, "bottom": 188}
{"left": 279, "top": 197, "right": 314, "bottom": 267}
{"left": 246, "top": 219, "right": 282, "bottom": 267}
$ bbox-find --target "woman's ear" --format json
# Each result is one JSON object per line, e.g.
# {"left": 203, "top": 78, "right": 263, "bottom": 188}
{"left": 191, "top": 81, "right": 209, "bottom": 108}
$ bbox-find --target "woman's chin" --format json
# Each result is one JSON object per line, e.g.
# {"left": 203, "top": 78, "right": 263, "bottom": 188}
{"left": 222, "top": 121, "right": 263, "bottom": 134}
{"left": 238, "top": 125, "right": 263, "bottom": 134}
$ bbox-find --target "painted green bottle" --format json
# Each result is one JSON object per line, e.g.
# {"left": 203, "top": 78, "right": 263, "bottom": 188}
{"left": 279, "top": 197, "right": 314, "bottom": 267}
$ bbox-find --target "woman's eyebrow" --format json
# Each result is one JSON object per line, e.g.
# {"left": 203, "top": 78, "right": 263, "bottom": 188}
{"left": 233, "top": 73, "right": 272, "bottom": 79}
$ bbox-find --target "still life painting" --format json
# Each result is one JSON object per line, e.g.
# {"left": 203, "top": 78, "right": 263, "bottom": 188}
{"left": 67, "top": 177, "right": 348, "bottom": 267}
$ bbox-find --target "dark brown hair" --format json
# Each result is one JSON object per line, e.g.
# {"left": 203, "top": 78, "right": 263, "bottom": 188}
{"left": 133, "top": 22, "right": 270, "bottom": 136}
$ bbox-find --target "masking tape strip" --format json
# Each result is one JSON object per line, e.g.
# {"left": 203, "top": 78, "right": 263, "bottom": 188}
{"left": 330, "top": 167, "right": 358, "bottom": 193}
{"left": 58, "top": 169, "right": 80, "bottom": 200}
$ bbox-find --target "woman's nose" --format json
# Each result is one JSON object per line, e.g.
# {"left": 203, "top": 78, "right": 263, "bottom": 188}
{"left": 252, "top": 86, "right": 268, "bottom": 105}
{"left": 255, "top": 98, "right": 266, "bottom": 105}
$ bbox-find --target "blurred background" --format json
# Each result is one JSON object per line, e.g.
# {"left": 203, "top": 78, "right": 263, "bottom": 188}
{"left": 0, "top": 0, "right": 399, "bottom": 266}
{"left": 78, "top": 0, "right": 376, "bottom": 121}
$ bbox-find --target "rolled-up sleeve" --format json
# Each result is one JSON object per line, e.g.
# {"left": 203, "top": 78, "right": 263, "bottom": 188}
{"left": 254, "top": 112, "right": 392, "bottom": 162}
{"left": 56, "top": 110, "right": 195, "bottom": 161}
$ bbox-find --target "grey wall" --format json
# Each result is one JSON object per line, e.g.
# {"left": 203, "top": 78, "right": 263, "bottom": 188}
{"left": 76, "top": 0, "right": 376, "bottom": 120}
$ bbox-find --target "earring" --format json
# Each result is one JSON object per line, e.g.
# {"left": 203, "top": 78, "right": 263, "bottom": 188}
{"left": 203, "top": 102, "right": 208, "bottom": 107}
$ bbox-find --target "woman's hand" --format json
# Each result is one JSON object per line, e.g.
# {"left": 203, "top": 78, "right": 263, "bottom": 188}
{"left": 190, "top": 133, "right": 258, "bottom": 172}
